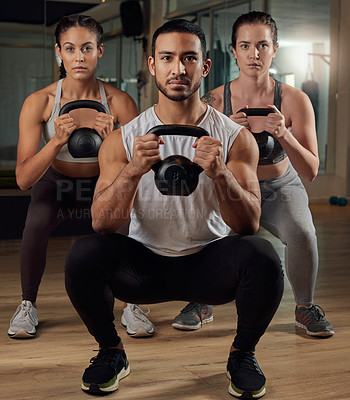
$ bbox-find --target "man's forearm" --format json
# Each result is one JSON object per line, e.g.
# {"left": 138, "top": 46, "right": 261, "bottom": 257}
{"left": 214, "top": 169, "right": 261, "bottom": 235}
{"left": 91, "top": 162, "right": 143, "bottom": 234}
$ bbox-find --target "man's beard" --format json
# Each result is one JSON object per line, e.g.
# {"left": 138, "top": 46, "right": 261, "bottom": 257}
{"left": 155, "top": 75, "right": 201, "bottom": 102}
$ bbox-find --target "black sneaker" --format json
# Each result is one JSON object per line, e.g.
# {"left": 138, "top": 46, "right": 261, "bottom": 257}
{"left": 172, "top": 303, "right": 213, "bottom": 330}
{"left": 226, "top": 351, "right": 266, "bottom": 399}
{"left": 295, "top": 305, "right": 334, "bottom": 337}
{"left": 81, "top": 348, "right": 130, "bottom": 395}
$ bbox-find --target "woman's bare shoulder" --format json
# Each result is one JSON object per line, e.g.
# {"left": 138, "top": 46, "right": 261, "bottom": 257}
{"left": 101, "top": 80, "right": 133, "bottom": 100}
{"left": 201, "top": 83, "right": 226, "bottom": 112}
{"left": 21, "top": 81, "right": 58, "bottom": 120}
{"left": 280, "top": 82, "right": 311, "bottom": 113}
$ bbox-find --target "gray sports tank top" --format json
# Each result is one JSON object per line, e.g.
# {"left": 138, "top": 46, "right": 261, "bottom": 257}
{"left": 223, "top": 80, "right": 286, "bottom": 165}
{"left": 42, "top": 79, "right": 111, "bottom": 163}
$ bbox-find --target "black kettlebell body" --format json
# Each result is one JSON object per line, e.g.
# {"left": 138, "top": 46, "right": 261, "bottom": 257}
{"left": 59, "top": 100, "right": 107, "bottom": 158}
{"left": 237, "top": 108, "right": 277, "bottom": 160}
{"left": 147, "top": 125, "right": 210, "bottom": 196}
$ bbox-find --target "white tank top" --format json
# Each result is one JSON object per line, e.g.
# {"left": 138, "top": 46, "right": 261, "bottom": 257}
{"left": 42, "top": 79, "right": 111, "bottom": 163}
{"left": 121, "top": 105, "right": 243, "bottom": 256}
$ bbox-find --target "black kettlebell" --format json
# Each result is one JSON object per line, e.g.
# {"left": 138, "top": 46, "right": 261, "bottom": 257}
{"left": 59, "top": 100, "right": 108, "bottom": 158}
{"left": 147, "top": 125, "right": 210, "bottom": 196}
{"left": 237, "top": 108, "right": 278, "bottom": 160}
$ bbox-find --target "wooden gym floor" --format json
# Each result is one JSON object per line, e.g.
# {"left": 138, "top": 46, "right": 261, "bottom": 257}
{"left": 0, "top": 204, "right": 349, "bottom": 400}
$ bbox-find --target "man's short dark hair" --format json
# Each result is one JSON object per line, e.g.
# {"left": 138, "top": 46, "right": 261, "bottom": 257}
{"left": 151, "top": 19, "right": 207, "bottom": 60}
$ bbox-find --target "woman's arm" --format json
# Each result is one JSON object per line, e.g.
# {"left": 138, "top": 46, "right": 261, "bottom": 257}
{"left": 16, "top": 91, "right": 75, "bottom": 190}
{"left": 266, "top": 86, "right": 319, "bottom": 181}
{"left": 113, "top": 90, "right": 139, "bottom": 126}
{"left": 104, "top": 84, "right": 139, "bottom": 127}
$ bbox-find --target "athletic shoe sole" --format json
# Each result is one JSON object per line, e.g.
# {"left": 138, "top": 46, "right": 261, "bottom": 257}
{"left": 8, "top": 328, "right": 36, "bottom": 338}
{"left": 172, "top": 315, "right": 213, "bottom": 331}
{"left": 226, "top": 371, "right": 266, "bottom": 399}
{"left": 295, "top": 321, "right": 334, "bottom": 337}
{"left": 121, "top": 320, "right": 154, "bottom": 337}
{"left": 81, "top": 362, "right": 130, "bottom": 395}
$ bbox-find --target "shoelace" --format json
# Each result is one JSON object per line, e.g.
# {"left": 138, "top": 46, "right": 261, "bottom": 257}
{"left": 231, "top": 351, "right": 263, "bottom": 374}
{"left": 129, "top": 304, "right": 151, "bottom": 323}
{"left": 12, "top": 303, "right": 36, "bottom": 325}
{"left": 180, "top": 302, "right": 205, "bottom": 321}
{"left": 89, "top": 349, "right": 121, "bottom": 368}
{"left": 306, "top": 305, "right": 327, "bottom": 321}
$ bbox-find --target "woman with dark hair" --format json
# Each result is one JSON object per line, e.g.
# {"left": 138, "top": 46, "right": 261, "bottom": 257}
{"left": 8, "top": 15, "right": 140, "bottom": 338}
{"left": 202, "top": 11, "right": 334, "bottom": 338}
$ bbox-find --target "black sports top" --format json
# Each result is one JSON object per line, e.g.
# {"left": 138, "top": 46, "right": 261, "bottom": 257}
{"left": 223, "top": 80, "right": 287, "bottom": 165}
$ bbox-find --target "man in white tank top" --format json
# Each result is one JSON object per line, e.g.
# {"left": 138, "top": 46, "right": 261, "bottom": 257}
{"left": 65, "top": 20, "right": 284, "bottom": 399}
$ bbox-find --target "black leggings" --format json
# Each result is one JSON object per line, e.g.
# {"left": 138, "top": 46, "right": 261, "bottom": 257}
{"left": 20, "top": 167, "right": 97, "bottom": 303}
{"left": 65, "top": 233, "right": 284, "bottom": 351}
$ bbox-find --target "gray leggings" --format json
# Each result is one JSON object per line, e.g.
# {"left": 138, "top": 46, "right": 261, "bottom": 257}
{"left": 259, "top": 163, "right": 318, "bottom": 306}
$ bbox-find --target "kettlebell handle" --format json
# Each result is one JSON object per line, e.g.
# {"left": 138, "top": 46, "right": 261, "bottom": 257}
{"left": 146, "top": 124, "right": 210, "bottom": 139}
{"left": 147, "top": 125, "right": 210, "bottom": 196}
{"left": 236, "top": 108, "right": 278, "bottom": 117}
{"left": 59, "top": 100, "right": 107, "bottom": 116}
{"left": 147, "top": 124, "right": 209, "bottom": 173}
{"left": 236, "top": 108, "right": 278, "bottom": 162}
{"left": 58, "top": 100, "right": 106, "bottom": 159}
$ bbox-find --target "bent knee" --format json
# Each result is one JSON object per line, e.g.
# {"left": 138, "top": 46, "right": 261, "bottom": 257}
{"left": 244, "top": 236, "right": 283, "bottom": 281}
{"left": 282, "top": 218, "right": 316, "bottom": 244}
{"left": 65, "top": 235, "right": 100, "bottom": 276}
{"left": 294, "top": 227, "right": 317, "bottom": 246}
{"left": 24, "top": 207, "right": 58, "bottom": 234}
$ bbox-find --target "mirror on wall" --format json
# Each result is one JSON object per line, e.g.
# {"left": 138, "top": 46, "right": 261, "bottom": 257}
{"left": 270, "top": 0, "right": 330, "bottom": 173}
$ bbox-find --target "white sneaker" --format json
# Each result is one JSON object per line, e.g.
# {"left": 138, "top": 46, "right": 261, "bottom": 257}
{"left": 121, "top": 304, "right": 155, "bottom": 337}
{"left": 8, "top": 300, "right": 38, "bottom": 338}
